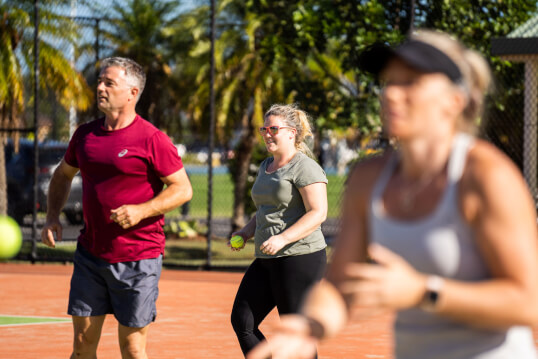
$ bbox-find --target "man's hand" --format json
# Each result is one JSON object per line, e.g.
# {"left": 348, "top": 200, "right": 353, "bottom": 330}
{"left": 110, "top": 205, "right": 145, "bottom": 229}
{"left": 41, "top": 218, "right": 63, "bottom": 248}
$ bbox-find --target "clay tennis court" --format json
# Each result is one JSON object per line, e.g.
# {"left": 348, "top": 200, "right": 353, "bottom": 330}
{"left": 0, "top": 262, "right": 392, "bottom": 358}
{"left": 2, "top": 263, "right": 537, "bottom": 358}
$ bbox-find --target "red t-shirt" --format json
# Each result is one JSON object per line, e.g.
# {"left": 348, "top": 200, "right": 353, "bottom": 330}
{"left": 64, "top": 115, "right": 183, "bottom": 263}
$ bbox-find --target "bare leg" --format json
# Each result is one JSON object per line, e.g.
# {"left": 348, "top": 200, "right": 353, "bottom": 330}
{"left": 118, "top": 323, "right": 150, "bottom": 359}
{"left": 71, "top": 315, "right": 106, "bottom": 359}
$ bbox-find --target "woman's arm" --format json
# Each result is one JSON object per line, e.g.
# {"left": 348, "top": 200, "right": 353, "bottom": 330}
{"left": 235, "top": 215, "right": 257, "bottom": 240}
{"left": 428, "top": 141, "right": 538, "bottom": 327}
{"left": 337, "top": 142, "right": 538, "bottom": 328}
{"left": 259, "top": 181, "right": 327, "bottom": 255}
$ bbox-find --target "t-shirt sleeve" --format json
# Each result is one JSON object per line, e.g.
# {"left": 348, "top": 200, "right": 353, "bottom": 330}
{"left": 293, "top": 155, "right": 328, "bottom": 188}
{"left": 148, "top": 131, "right": 184, "bottom": 178}
{"left": 64, "top": 127, "right": 81, "bottom": 169}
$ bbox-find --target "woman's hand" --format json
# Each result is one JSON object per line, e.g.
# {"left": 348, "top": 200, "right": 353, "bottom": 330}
{"left": 246, "top": 315, "right": 318, "bottom": 359}
{"left": 340, "top": 244, "right": 426, "bottom": 310}
{"left": 260, "top": 235, "right": 289, "bottom": 255}
{"left": 228, "top": 231, "right": 247, "bottom": 252}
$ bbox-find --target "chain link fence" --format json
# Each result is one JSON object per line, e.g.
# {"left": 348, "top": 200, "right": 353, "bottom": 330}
{"left": 490, "top": 19, "right": 538, "bottom": 200}
{"left": 4, "top": 1, "right": 536, "bottom": 267}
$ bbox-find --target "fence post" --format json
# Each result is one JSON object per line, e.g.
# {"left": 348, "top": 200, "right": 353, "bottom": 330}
{"left": 206, "top": 0, "right": 217, "bottom": 268}
{"left": 31, "top": 0, "right": 40, "bottom": 261}
{"left": 524, "top": 60, "right": 538, "bottom": 198}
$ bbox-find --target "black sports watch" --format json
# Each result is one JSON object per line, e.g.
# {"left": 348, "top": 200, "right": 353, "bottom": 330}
{"left": 419, "top": 275, "right": 444, "bottom": 312}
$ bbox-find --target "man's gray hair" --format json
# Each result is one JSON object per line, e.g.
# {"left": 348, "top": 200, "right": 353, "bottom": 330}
{"left": 99, "top": 57, "right": 146, "bottom": 101}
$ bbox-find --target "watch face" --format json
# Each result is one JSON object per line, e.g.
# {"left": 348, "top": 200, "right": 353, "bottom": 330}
{"left": 420, "top": 275, "right": 443, "bottom": 312}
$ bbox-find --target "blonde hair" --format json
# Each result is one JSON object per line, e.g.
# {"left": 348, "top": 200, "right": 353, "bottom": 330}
{"left": 410, "top": 30, "right": 492, "bottom": 133}
{"left": 264, "top": 104, "right": 315, "bottom": 157}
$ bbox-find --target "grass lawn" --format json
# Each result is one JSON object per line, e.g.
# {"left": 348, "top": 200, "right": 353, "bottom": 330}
{"left": 170, "top": 173, "right": 346, "bottom": 218}
{"left": 0, "top": 316, "right": 70, "bottom": 325}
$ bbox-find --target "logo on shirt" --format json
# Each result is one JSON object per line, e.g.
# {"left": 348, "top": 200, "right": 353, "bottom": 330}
{"left": 118, "top": 149, "right": 128, "bottom": 157}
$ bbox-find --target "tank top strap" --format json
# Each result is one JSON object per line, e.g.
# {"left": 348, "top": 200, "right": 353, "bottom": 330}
{"left": 447, "top": 133, "right": 475, "bottom": 184}
{"left": 371, "top": 152, "right": 399, "bottom": 212}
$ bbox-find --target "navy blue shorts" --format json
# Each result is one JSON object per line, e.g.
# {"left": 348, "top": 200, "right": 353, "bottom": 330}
{"left": 68, "top": 244, "right": 162, "bottom": 328}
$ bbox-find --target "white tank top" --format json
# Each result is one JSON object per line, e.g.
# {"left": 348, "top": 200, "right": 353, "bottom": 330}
{"left": 369, "top": 133, "right": 537, "bottom": 359}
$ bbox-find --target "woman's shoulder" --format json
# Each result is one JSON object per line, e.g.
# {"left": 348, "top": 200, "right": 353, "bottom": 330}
{"left": 260, "top": 156, "right": 272, "bottom": 167}
{"left": 293, "top": 152, "right": 322, "bottom": 167}
{"left": 461, "top": 138, "right": 531, "bottom": 211}
{"left": 347, "top": 150, "right": 394, "bottom": 195}
{"left": 464, "top": 139, "right": 522, "bottom": 185}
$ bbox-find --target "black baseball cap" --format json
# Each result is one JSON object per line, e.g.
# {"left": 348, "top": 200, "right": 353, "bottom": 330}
{"left": 358, "top": 39, "right": 463, "bottom": 84}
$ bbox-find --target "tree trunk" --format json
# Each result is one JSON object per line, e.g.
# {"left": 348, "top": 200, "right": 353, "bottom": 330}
{"left": 231, "top": 100, "right": 256, "bottom": 233}
{"left": 0, "top": 135, "right": 7, "bottom": 216}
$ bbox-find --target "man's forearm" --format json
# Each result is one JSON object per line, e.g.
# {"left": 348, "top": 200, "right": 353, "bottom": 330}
{"left": 46, "top": 171, "right": 73, "bottom": 220}
{"left": 142, "top": 182, "right": 193, "bottom": 218}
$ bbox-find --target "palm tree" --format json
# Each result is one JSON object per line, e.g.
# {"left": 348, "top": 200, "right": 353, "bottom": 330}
{"left": 0, "top": 0, "right": 92, "bottom": 216}
{"left": 95, "top": 0, "right": 182, "bottom": 129}
{"left": 173, "top": 1, "right": 324, "bottom": 230}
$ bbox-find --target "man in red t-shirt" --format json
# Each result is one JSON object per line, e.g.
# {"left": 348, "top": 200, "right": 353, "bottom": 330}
{"left": 41, "top": 57, "right": 192, "bottom": 359}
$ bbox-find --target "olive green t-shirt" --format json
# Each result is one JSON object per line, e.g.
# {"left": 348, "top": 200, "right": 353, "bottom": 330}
{"left": 251, "top": 152, "right": 328, "bottom": 258}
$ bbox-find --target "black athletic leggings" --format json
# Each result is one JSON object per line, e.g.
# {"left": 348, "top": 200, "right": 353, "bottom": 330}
{"left": 231, "top": 249, "right": 327, "bottom": 357}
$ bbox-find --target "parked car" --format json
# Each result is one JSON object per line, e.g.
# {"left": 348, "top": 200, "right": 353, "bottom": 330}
{"left": 5, "top": 139, "right": 83, "bottom": 225}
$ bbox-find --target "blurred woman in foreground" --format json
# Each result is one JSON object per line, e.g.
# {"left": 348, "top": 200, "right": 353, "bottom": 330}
{"left": 248, "top": 30, "right": 538, "bottom": 359}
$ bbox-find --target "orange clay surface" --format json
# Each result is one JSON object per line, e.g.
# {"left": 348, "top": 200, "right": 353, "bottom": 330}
{"left": 0, "top": 262, "right": 535, "bottom": 358}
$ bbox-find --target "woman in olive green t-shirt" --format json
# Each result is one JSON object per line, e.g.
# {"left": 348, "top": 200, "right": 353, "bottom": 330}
{"left": 230, "top": 104, "right": 328, "bottom": 357}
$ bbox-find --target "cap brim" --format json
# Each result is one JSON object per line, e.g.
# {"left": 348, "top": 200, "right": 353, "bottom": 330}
{"left": 358, "top": 43, "right": 396, "bottom": 77}
{"left": 358, "top": 40, "right": 463, "bottom": 83}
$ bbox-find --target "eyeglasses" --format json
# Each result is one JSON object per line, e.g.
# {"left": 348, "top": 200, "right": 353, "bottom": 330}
{"left": 258, "top": 126, "right": 294, "bottom": 135}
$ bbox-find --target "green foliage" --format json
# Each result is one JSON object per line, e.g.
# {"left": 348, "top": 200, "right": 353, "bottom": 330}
{"left": 0, "top": 0, "right": 93, "bottom": 118}
{"left": 412, "top": 0, "right": 537, "bottom": 169}
{"left": 0, "top": 0, "right": 93, "bottom": 215}
{"left": 94, "top": 0, "right": 183, "bottom": 130}
{"left": 164, "top": 218, "right": 201, "bottom": 239}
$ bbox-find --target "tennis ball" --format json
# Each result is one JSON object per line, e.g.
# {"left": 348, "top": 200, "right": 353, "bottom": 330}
{"left": 0, "top": 216, "right": 22, "bottom": 260}
{"left": 230, "top": 235, "right": 244, "bottom": 249}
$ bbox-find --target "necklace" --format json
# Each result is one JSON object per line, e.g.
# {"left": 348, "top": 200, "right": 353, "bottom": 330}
{"left": 398, "top": 166, "right": 444, "bottom": 211}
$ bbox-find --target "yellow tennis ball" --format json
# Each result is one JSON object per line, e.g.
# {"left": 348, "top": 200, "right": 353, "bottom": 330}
{"left": 230, "top": 235, "right": 244, "bottom": 248}
{"left": 0, "top": 216, "right": 22, "bottom": 260}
